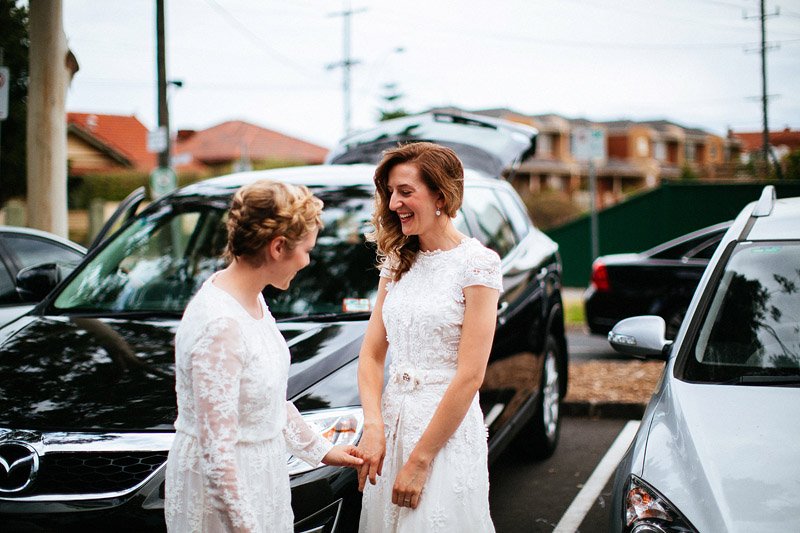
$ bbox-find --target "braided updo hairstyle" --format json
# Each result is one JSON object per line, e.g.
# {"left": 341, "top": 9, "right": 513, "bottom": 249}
{"left": 224, "top": 179, "right": 323, "bottom": 267}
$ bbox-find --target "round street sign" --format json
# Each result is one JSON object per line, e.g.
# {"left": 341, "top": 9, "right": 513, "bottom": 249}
{"left": 149, "top": 167, "right": 177, "bottom": 198}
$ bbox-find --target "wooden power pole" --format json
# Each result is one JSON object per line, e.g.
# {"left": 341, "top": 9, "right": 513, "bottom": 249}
{"left": 26, "top": 0, "right": 77, "bottom": 236}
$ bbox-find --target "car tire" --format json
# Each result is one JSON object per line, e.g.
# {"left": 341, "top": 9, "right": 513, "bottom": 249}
{"left": 513, "top": 334, "right": 562, "bottom": 460}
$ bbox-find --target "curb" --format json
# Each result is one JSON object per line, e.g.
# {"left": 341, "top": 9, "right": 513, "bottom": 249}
{"left": 562, "top": 401, "right": 646, "bottom": 420}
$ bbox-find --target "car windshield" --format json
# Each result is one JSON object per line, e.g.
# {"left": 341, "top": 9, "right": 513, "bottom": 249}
{"left": 684, "top": 241, "right": 800, "bottom": 382}
{"left": 53, "top": 185, "right": 380, "bottom": 318}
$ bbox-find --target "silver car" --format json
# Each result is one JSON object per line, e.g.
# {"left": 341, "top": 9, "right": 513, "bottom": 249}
{"left": 608, "top": 185, "right": 800, "bottom": 532}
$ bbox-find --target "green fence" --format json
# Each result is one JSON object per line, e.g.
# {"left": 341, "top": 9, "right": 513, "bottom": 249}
{"left": 545, "top": 181, "right": 800, "bottom": 287}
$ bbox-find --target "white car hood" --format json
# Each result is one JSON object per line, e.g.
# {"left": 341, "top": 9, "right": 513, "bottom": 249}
{"left": 642, "top": 378, "right": 800, "bottom": 532}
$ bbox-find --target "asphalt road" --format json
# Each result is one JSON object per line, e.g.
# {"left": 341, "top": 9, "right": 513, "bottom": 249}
{"left": 489, "top": 417, "right": 632, "bottom": 532}
{"left": 566, "top": 328, "right": 627, "bottom": 361}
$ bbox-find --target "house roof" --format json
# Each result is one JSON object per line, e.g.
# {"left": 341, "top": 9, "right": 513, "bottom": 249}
{"left": 67, "top": 112, "right": 157, "bottom": 172}
{"left": 731, "top": 128, "right": 800, "bottom": 153}
{"left": 175, "top": 120, "right": 328, "bottom": 166}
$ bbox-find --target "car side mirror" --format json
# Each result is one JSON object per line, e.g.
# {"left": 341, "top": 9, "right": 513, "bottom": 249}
{"left": 16, "top": 263, "right": 62, "bottom": 302}
{"left": 608, "top": 315, "right": 672, "bottom": 361}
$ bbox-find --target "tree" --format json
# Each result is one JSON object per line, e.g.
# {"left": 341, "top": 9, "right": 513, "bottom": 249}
{"left": 0, "top": 0, "right": 29, "bottom": 206}
{"left": 377, "top": 82, "right": 409, "bottom": 122}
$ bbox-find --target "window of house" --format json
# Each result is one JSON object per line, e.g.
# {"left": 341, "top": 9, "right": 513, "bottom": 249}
{"left": 537, "top": 134, "right": 552, "bottom": 156}
{"left": 636, "top": 137, "right": 649, "bottom": 157}
{"left": 654, "top": 142, "right": 667, "bottom": 161}
{"left": 686, "top": 143, "right": 696, "bottom": 162}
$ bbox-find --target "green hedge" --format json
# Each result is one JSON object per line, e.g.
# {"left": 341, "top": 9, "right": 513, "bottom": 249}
{"left": 68, "top": 171, "right": 209, "bottom": 209}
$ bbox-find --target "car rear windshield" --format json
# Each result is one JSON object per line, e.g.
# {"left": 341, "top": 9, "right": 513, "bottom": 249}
{"left": 683, "top": 241, "right": 800, "bottom": 382}
{"left": 53, "top": 185, "right": 380, "bottom": 318}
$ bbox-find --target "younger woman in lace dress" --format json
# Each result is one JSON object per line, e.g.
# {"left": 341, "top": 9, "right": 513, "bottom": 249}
{"left": 357, "top": 143, "right": 501, "bottom": 532}
{"left": 165, "top": 180, "right": 363, "bottom": 532}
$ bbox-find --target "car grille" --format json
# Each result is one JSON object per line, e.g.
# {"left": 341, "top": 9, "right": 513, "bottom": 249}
{"left": 24, "top": 452, "right": 168, "bottom": 496}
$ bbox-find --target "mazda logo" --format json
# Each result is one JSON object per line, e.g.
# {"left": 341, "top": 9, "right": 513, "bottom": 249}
{"left": 0, "top": 442, "right": 39, "bottom": 493}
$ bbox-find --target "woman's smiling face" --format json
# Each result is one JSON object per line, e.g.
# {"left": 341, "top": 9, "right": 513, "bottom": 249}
{"left": 387, "top": 162, "right": 442, "bottom": 237}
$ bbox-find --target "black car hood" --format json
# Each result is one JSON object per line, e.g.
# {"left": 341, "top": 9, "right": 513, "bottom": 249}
{"left": 0, "top": 315, "right": 366, "bottom": 431}
{"left": 325, "top": 111, "right": 537, "bottom": 177}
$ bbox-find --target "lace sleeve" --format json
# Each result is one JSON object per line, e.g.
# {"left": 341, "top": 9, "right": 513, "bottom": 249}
{"left": 378, "top": 256, "right": 396, "bottom": 280}
{"left": 461, "top": 245, "right": 503, "bottom": 292}
{"left": 284, "top": 401, "right": 333, "bottom": 467}
{"left": 191, "top": 317, "right": 257, "bottom": 532}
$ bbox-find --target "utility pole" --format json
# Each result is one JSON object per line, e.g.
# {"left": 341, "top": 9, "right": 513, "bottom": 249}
{"left": 156, "top": 0, "right": 169, "bottom": 169}
{"left": 746, "top": 1, "right": 781, "bottom": 178}
{"left": 327, "top": 2, "right": 365, "bottom": 137}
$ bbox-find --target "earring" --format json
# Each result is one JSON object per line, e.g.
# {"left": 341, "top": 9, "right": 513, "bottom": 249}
{"left": 435, "top": 208, "right": 442, "bottom": 216}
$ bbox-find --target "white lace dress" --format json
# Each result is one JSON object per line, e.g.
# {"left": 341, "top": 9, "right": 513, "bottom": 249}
{"left": 359, "top": 238, "right": 502, "bottom": 533}
{"left": 165, "top": 274, "right": 333, "bottom": 532}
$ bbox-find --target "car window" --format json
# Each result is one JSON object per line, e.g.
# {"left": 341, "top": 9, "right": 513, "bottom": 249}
{"left": 686, "top": 234, "right": 724, "bottom": 261}
{"left": 650, "top": 230, "right": 725, "bottom": 260}
{"left": 463, "top": 187, "right": 517, "bottom": 257}
{"left": 684, "top": 241, "right": 800, "bottom": 382}
{"left": 53, "top": 185, "right": 381, "bottom": 318}
{"left": 54, "top": 207, "right": 227, "bottom": 313}
{"left": 0, "top": 263, "right": 16, "bottom": 304}
{"left": 1, "top": 234, "right": 84, "bottom": 269}
{"left": 492, "top": 187, "right": 531, "bottom": 240}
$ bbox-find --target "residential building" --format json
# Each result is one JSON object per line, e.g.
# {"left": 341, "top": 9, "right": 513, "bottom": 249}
{"left": 174, "top": 120, "right": 328, "bottom": 175}
{"left": 438, "top": 107, "right": 742, "bottom": 208}
{"left": 731, "top": 127, "right": 800, "bottom": 162}
{"left": 67, "top": 113, "right": 157, "bottom": 176}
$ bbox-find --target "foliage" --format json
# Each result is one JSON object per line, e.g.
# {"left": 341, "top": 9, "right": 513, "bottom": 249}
{"left": 679, "top": 163, "right": 699, "bottom": 180}
{"left": 782, "top": 149, "right": 800, "bottom": 180}
{"left": 377, "top": 83, "right": 409, "bottom": 122}
{"left": 522, "top": 189, "right": 584, "bottom": 231}
{"left": 68, "top": 171, "right": 209, "bottom": 209}
{"left": 0, "top": 0, "right": 29, "bottom": 205}
{"left": 251, "top": 158, "right": 310, "bottom": 171}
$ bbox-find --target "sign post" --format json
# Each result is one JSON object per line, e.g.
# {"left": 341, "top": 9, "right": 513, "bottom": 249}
{"left": 571, "top": 127, "right": 606, "bottom": 261}
{"left": 0, "top": 65, "right": 10, "bottom": 186}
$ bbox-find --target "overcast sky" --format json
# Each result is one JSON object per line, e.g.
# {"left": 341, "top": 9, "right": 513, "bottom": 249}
{"left": 62, "top": 0, "right": 800, "bottom": 148}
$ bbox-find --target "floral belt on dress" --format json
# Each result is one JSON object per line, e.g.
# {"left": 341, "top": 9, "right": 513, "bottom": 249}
{"left": 390, "top": 367, "right": 456, "bottom": 393}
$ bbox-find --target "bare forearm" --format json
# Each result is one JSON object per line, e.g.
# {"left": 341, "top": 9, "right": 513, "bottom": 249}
{"left": 358, "top": 355, "right": 385, "bottom": 428}
{"left": 409, "top": 374, "right": 483, "bottom": 465}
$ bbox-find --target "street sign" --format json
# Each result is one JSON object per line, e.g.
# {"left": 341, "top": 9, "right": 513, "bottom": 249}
{"left": 147, "top": 126, "right": 168, "bottom": 153}
{"left": 571, "top": 126, "right": 606, "bottom": 162}
{"left": 0, "top": 67, "right": 10, "bottom": 121}
{"left": 149, "top": 167, "right": 177, "bottom": 198}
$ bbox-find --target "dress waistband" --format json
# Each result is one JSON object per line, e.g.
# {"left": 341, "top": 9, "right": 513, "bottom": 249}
{"left": 389, "top": 367, "right": 456, "bottom": 391}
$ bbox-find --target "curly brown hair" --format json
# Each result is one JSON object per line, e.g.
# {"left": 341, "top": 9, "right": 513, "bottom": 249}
{"left": 224, "top": 179, "right": 323, "bottom": 267}
{"left": 368, "top": 142, "right": 464, "bottom": 280}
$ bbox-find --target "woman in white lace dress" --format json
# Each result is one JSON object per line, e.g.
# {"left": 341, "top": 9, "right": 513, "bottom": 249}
{"left": 165, "top": 180, "right": 363, "bottom": 532}
{"left": 357, "top": 143, "right": 501, "bottom": 532}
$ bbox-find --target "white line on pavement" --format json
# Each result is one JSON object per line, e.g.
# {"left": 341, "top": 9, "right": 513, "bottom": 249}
{"left": 552, "top": 420, "right": 640, "bottom": 533}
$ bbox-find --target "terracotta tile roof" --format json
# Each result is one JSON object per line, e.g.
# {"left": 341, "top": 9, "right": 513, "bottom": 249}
{"left": 67, "top": 112, "right": 157, "bottom": 172}
{"left": 731, "top": 128, "right": 800, "bottom": 153}
{"left": 175, "top": 120, "right": 329, "bottom": 166}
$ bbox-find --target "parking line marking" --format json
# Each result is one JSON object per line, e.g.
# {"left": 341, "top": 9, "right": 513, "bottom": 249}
{"left": 552, "top": 420, "right": 640, "bottom": 533}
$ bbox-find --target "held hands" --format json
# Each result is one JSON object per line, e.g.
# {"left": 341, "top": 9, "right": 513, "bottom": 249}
{"left": 391, "top": 455, "right": 431, "bottom": 510}
{"left": 321, "top": 445, "right": 364, "bottom": 468}
{"left": 356, "top": 424, "right": 386, "bottom": 492}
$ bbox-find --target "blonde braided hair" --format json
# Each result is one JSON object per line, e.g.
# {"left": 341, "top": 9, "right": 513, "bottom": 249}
{"left": 224, "top": 179, "right": 323, "bottom": 267}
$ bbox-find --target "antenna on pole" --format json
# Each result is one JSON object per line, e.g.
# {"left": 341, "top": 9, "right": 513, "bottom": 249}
{"left": 327, "top": 2, "right": 366, "bottom": 137}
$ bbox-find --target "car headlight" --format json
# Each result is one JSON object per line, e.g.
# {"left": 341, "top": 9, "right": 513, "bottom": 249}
{"left": 287, "top": 406, "right": 364, "bottom": 476}
{"left": 625, "top": 475, "right": 697, "bottom": 533}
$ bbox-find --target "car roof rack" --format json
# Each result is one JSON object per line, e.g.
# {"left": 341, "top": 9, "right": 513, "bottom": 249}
{"left": 752, "top": 185, "right": 776, "bottom": 217}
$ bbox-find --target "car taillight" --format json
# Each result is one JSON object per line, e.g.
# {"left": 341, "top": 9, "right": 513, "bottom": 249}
{"left": 591, "top": 260, "right": 610, "bottom": 292}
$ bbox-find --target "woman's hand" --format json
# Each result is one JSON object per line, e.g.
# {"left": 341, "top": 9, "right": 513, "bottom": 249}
{"left": 321, "top": 444, "right": 364, "bottom": 468}
{"left": 391, "top": 455, "right": 431, "bottom": 510}
{"left": 356, "top": 425, "right": 386, "bottom": 491}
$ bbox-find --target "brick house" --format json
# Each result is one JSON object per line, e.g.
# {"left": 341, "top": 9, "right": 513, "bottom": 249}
{"left": 441, "top": 107, "right": 742, "bottom": 208}
{"left": 173, "top": 120, "right": 329, "bottom": 175}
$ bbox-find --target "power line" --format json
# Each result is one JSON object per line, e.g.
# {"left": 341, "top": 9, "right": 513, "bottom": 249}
{"left": 200, "top": 0, "right": 320, "bottom": 79}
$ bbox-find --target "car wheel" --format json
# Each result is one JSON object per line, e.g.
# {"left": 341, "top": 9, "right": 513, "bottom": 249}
{"left": 514, "top": 334, "right": 562, "bottom": 460}
{"left": 664, "top": 306, "right": 687, "bottom": 340}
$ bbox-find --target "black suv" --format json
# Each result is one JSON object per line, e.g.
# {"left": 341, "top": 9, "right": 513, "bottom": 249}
{"left": 0, "top": 113, "right": 568, "bottom": 532}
